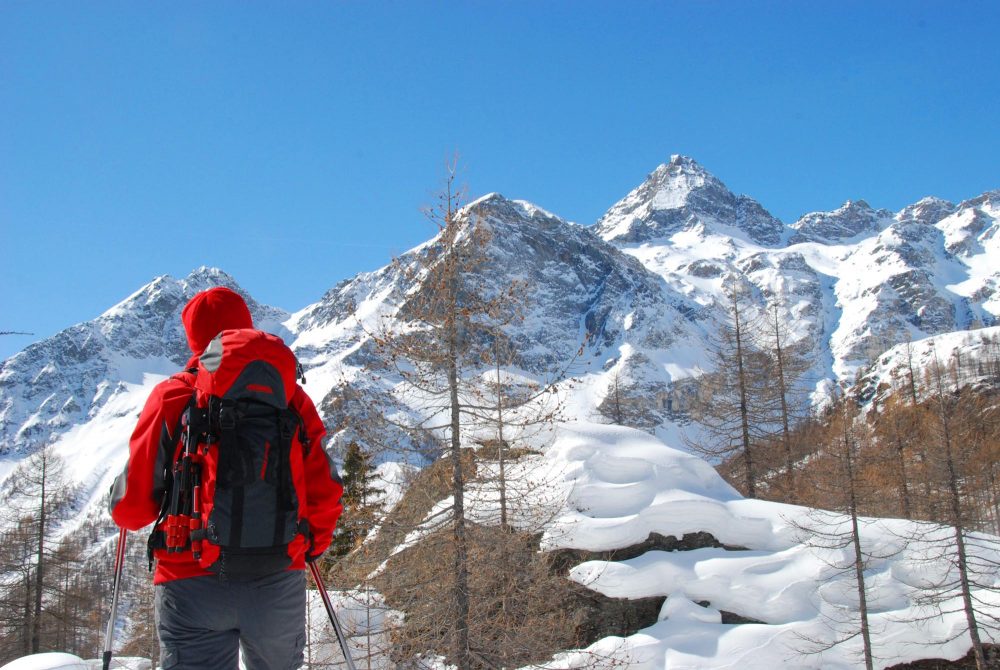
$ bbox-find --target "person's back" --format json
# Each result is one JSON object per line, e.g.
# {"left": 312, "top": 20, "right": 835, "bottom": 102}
{"left": 110, "top": 286, "right": 343, "bottom": 669}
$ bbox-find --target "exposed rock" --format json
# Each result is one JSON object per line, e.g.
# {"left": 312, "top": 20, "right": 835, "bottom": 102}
{"left": 790, "top": 199, "right": 893, "bottom": 243}
{"left": 548, "top": 531, "right": 747, "bottom": 574}
{"left": 887, "top": 644, "right": 1000, "bottom": 669}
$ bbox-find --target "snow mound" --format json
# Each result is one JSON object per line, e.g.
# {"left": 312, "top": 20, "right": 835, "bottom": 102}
{"left": 514, "top": 423, "right": 1000, "bottom": 669}
{"left": 540, "top": 423, "right": 792, "bottom": 553}
{"left": 0, "top": 655, "right": 89, "bottom": 670}
{"left": 0, "top": 654, "right": 148, "bottom": 670}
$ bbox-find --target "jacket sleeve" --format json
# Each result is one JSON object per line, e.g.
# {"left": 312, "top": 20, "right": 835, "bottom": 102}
{"left": 292, "top": 386, "right": 344, "bottom": 558}
{"left": 109, "top": 377, "right": 193, "bottom": 531}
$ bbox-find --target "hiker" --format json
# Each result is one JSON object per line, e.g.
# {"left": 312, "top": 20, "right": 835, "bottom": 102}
{"left": 109, "top": 286, "right": 344, "bottom": 670}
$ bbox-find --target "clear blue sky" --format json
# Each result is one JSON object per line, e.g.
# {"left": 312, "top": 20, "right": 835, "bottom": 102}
{"left": 2, "top": 1, "right": 998, "bottom": 361}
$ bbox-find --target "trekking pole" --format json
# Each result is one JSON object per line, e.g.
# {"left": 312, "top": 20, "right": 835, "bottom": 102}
{"left": 102, "top": 526, "right": 128, "bottom": 670}
{"left": 308, "top": 561, "right": 358, "bottom": 670}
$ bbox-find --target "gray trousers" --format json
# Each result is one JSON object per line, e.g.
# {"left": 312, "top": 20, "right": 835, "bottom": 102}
{"left": 155, "top": 571, "right": 306, "bottom": 670}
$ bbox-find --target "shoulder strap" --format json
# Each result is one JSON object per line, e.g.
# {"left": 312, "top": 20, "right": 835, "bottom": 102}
{"left": 170, "top": 368, "right": 198, "bottom": 387}
{"left": 146, "top": 377, "right": 197, "bottom": 571}
{"left": 290, "top": 406, "right": 311, "bottom": 456}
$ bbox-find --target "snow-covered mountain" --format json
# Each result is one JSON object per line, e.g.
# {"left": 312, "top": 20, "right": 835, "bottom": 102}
{"left": 594, "top": 155, "right": 786, "bottom": 247}
{"left": 1, "top": 158, "right": 998, "bottom": 668}
{"left": 288, "top": 192, "right": 697, "bottom": 378}
{"left": 4, "top": 156, "right": 997, "bottom": 464}
{"left": 0, "top": 267, "right": 289, "bottom": 462}
{"left": 594, "top": 154, "right": 999, "bottom": 386}
{"left": 855, "top": 325, "right": 1000, "bottom": 406}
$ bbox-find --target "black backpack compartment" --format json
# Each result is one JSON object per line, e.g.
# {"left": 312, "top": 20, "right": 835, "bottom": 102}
{"left": 207, "top": 399, "right": 303, "bottom": 578}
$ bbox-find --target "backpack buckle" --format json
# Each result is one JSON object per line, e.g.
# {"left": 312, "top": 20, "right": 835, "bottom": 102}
{"left": 279, "top": 414, "right": 294, "bottom": 441}
{"left": 219, "top": 400, "right": 237, "bottom": 430}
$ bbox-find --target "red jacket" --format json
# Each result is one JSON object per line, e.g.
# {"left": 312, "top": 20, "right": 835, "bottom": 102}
{"left": 109, "top": 287, "right": 343, "bottom": 584}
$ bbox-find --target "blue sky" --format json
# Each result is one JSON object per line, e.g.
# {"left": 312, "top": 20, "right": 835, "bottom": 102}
{"left": 2, "top": 1, "right": 998, "bottom": 361}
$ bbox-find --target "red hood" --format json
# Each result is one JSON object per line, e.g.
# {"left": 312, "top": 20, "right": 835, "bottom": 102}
{"left": 181, "top": 287, "right": 254, "bottom": 355}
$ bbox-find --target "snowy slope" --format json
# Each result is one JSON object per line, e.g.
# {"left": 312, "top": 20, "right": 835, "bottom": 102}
{"left": 856, "top": 325, "right": 1000, "bottom": 405}
{"left": 349, "top": 421, "right": 1000, "bottom": 668}
{"left": 320, "top": 420, "right": 1000, "bottom": 669}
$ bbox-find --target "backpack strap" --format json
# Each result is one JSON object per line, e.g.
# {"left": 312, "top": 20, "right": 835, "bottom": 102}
{"left": 146, "top": 377, "right": 198, "bottom": 571}
{"left": 288, "top": 407, "right": 311, "bottom": 457}
{"left": 216, "top": 398, "right": 243, "bottom": 487}
{"left": 170, "top": 368, "right": 198, "bottom": 386}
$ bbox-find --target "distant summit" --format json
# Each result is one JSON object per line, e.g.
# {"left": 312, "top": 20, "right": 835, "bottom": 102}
{"left": 788, "top": 199, "right": 894, "bottom": 244}
{"left": 0, "top": 268, "right": 289, "bottom": 456}
{"left": 593, "top": 155, "right": 785, "bottom": 246}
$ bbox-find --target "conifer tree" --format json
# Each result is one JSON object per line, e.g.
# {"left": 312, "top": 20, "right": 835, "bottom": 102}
{"left": 332, "top": 441, "right": 384, "bottom": 557}
{"left": 757, "top": 301, "right": 811, "bottom": 501}
{"left": 871, "top": 386, "right": 919, "bottom": 520}
{"left": 360, "top": 163, "right": 484, "bottom": 669}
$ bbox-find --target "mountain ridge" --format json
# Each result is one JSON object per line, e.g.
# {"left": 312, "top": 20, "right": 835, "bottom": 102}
{"left": 3, "top": 160, "right": 997, "bottom": 460}
{"left": 0, "top": 267, "right": 288, "bottom": 458}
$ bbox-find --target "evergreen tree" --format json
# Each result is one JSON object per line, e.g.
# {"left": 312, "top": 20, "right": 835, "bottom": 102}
{"left": 331, "top": 441, "right": 384, "bottom": 557}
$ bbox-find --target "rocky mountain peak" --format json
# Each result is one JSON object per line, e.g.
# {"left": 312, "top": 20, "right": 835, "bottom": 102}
{"left": 958, "top": 189, "right": 1000, "bottom": 212}
{"left": 466, "top": 192, "right": 562, "bottom": 225}
{"left": 183, "top": 266, "right": 240, "bottom": 289}
{"left": 897, "top": 197, "right": 957, "bottom": 225}
{"left": 100, "top": 267, "right": 284, "bottom": 332}
{"left": 641, "top": 155, "right": 727, "bottom": 210}
{"left": 594, "top": 156, "right": 784, "bottom": 246}
{"left": 668, "top": 153, "right": 697, "bottom": 167}
{"left": 0, "top": 269, "right": 290, "bottom": 455}
{"left": 656, "top": 154, "right": 726, "bottom": 185}
{"left": 789, "top": 199, "right": 893, "bottom": 244}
